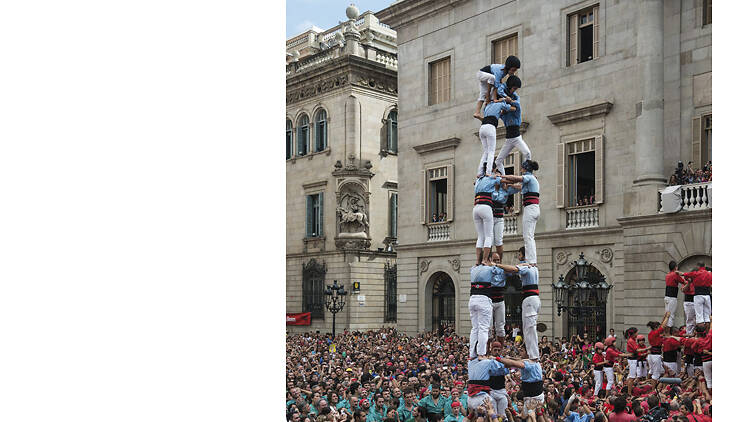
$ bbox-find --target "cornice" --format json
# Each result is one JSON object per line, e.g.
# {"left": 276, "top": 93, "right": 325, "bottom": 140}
{"left": 413, "top": 137, "right": 461, "bottom": 155}
{"left": 286, "top": 55, "right": 397, "bottom": 105}
{"left": 547, "top": 100, "right": 613, "bottom": 126}
{"left": 617, "top": 209, "right": 712, "bottom": 227}
{"left": 302, "top": 180, "right": 328, "bottom": 190}
{"left": 375, "top": 0, "right": 470, "bottom": 31}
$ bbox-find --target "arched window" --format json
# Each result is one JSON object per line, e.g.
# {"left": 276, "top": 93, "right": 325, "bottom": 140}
{"left": 297, "top": 114, "right": 309, "bottom": 156}
{"left": 314, "top": 109, "right": 327, "bottom": 152}
{"left": 286, "top": 119, "right": 293, "bottom": 159}
{"left": 386, "top": 110, "right": 398, "bottom": 153}
{"left": 302, "top": 259, "right": 326, "bottom": 319}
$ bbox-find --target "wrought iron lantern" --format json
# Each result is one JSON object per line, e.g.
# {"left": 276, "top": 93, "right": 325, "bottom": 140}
{"left": 324, "top": 279, "right": 347, "bottom": 337}
{"left": 551, "top": 253, "right": 612, "bottom": 316}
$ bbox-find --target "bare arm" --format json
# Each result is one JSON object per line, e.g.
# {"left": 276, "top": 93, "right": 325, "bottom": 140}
{"left": 501, "top": 175, "right": 524, "bottom": 183}
{"left": 660, "top": 311, "right": 670, "bottom": 329}
{"left": 495, "top": 263, "right": 520, "bottom": 273}
{"left": 498, "top": 356, "right": 526, "bottom": 369}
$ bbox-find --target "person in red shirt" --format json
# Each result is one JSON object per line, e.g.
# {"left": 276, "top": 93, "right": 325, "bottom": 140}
{"left": 635, "top": 335, "right": 649, "bottom": 380}
{"left": 603, "top": 337, "right": 631, "bottom": 397}
{"left": 681, "top": 270, "right": 697, "bottom": 335}
{"left": 679, "top": 398, "right": 711, "bottom": 421}
{"left": 681, "top": 263, "right": 711, "bottom": 329}
{"left": 592, "top": 342, "right": 606, "bottom": 396}
{"left": 607, "top": 395, "right": 637, "bottom": 422}
{"left": 673, "top": 322, "right": 712, "bottom": 393}
{"left": 624, "top": 327, "right": 642, "bottom": 397}
{"left": 664, "top": 261, "right": 687, "bottom": 333}
{"left": 661, "top": 333, "right": 681, "bottom": 377}
{"left": 646, "top": 311, "right": 670, "bottom": 385}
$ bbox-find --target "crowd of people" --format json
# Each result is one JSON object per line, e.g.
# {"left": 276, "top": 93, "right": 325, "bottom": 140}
{"left": 668, "top": 161, "right": 712, "bottom": 186}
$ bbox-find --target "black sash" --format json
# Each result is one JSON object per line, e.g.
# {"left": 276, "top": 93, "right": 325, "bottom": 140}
{"left": 684, "top": 294, "right": 694, "bottom": 302}
{"left": 695, "top": 286, "right": 711, "bottom": 295}
{"left": 663, "top": 350, "right": 678, "bottom": 363}
{"left": 521, "top": 381, "right": 543, "bottom": 398}
{"left": 489, "top": 374, "right": 506, "bottom": 390}
{"left": 482, "top": 116, "right": 498, "bottom": 127}
{"left": 506, "top": 125, "right": 520, "bottom": 139}
{"left": 665, "top": 285, "right": 678, "bottom": 297}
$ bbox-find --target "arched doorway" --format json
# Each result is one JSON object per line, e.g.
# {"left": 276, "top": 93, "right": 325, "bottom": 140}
{"left": 428, "top": 272, "right": 455, "bottom": 332}
{"left": 678, "top": 255, "right": 711, "bottom": 272}
{"left": 563, "top": 264, "right": 608, "bottom": 341}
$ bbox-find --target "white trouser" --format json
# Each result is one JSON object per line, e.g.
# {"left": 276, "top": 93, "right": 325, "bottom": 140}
{"left": 664, "top": 361, "right": 679, "bottom": 376}
{"left": 473, "top": 204, "right": 494, "bottom": 249}
{"left": 467, "top": 392, "right": 490, "bottom": 410}
{"left": 476, "top": 70, "right": 496, "bottom": 102}
{"left": 695, "top": 295, "right": 711, "bottom": 323}
{"left": 489, "top": 389, "right": 509, "bottom": 418}
{"left": 495, "top": 135, "right": 532, "bottom": 174}
{"left": 493, "top": 217, "right": 504, "bottom": 246}
{"left": 522, "top": 204, "right": 539, "bottom": 264}
{"left": 627, "top": 359, "right": 638, "bottom": 379}
{"left": 637, "top": 360, "right": 648, "bottom": 378}
{"left": 478, "top": 124, "right": 497, "bottom": 177}
{"left": 604, "top": 367, "right": 615, "bottom": 390}
{"left": 703, "top": 360, "right": 712, "bottom": 388}
{"left": 522, "top": 295, "right": 540, "bottom": 359}
{"left": 469, "top": 295, "right": 493, "bottom": 358}
{"left": 492, "top": 301, "right": 506, "bottom": 337}
{"left": 647, "top": 354, "right": 664, "bottom": 380}
{"left": 664, "top": 296, "right": 678, "bottom": 327}
{"left": 593, "top": 370, "right": 603, "bottom": 396}
{"left": 684, "top": 301, "right": 696, "bottom": 335}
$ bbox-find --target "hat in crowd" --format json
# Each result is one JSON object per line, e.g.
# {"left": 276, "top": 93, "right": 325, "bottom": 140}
{"left": 420, "top": 387, "right": 427, "bottom": 396}
{"left": 595, "top": 342, "right": 605, "bottom": 349}
{"left": 454, "top": 381, "right": 464, "bottom": 386}
{"left": 359, "top": 399, "right": 369, "bottom": 407}
{"left": 386, "top": 362, "right": 393, "bottom": 366}
{"left": 604, "top": 337, "right": 616, "bottom": 346}
{"left": 451, "top": 402, "right": 461, "bottom": 408}
{"left": 346, "top": 368, "right": 353, "bottom": 372}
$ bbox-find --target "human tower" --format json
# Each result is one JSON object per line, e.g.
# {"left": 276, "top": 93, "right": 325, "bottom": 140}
{"left": 463, "top": 57, "right": 712, "bottom": 422}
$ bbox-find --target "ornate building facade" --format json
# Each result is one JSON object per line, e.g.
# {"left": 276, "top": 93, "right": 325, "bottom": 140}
{"left": 286, "top": 5, "right": 400, "bottom": 333}
{"left": 376, "top": 0, "right": 711, "bottom": 341}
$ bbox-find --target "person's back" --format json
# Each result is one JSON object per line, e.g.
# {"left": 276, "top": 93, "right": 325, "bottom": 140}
{"left": 608, "top": 396, "right": 637, "bottom": 422}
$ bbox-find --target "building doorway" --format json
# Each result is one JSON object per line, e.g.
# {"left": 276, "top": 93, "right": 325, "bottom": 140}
{"left": 429, "top": 272, "right": 455, "bottom": 332}
{"left": 563, "top": 265, "right": 608, "bottom": 342}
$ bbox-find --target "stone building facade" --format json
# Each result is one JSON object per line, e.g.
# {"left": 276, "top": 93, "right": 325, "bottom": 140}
{"left": 286, "top": 6, "right": 401, "bottom": 333}
{"left": 376, "top": 0, "right": 711, "bottom": 342}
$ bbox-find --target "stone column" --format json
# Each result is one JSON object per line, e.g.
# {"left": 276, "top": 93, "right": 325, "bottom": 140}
{"left": 627, "top": 0, "right": 666, "bottom": 216}
{"left": 345, "top": 95, "right": 361, "bottom": 162}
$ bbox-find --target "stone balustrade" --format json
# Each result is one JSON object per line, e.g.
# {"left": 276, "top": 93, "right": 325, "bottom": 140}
{"left": 427, "top": 223, "right": 450, "bottom": 242}
{"left": 294, "top": 47, "right": 339, "bottom": 73}
{"left": 659, "top": 182, "right": 712, "bottom": 213}
{"left": 566, "top": 205, "right": 600, "bottom": 229}
{"left": 503, "top": 215, "right": 518, "bottom": 236}
{"left": 375, "top": 50, "right": 398, "bottom": 68}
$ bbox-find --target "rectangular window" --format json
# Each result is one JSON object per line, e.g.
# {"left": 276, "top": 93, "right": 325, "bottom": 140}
{"left": 703, "top": 0, "right": 712, "bottom": 26}
{"left": 389, "top": 192, "right": 398, "bottom": 238}
{"left": 428, "top": 57, "right": 451, "bottom": 106}
{"left": 568, "top": 5, "right": 599, "bottom": 66}
{"left": 306, "top": 193, "right": 323, "bottom": 237}
{"left": 428, "top": 167, "right": 448, "bottom": 222}
{"left": 286, "top": 128, "right": 293, "bottom": 160}
{"left": 565, "top": 139, "right": 596, "bottom": 207}
{"left": 492, "top": 34, "right": 518, "bottom": 66}
{"left": 692, "top": 113, "right": 712, "bottom": 169}
{"left": 384, "top": 263, "right": 397, "bottom": 323}
{"left": 702, "top": 114, "right": 712, "bottom": 167}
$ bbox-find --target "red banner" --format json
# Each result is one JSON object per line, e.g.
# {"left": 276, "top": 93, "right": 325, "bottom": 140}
{"left": 286, "top": 312, "right": 311, "bottom": 326}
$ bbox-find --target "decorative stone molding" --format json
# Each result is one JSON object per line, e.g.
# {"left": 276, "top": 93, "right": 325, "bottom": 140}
{"left": 287, "top": 73, "right": 350, "bottom": 104}
{"left": 375, "top": 0, "right": 470, "bottom": 31}
{"left": 335, "top": 179, "right": 371, "bottom": 250}
{"left": 555, "top": 251, "right": 572, "bottom": 268}
{"left": 303, "top": 180, "right": 328, "bottom": 191}
{"left": 448, "top": 257, "right": 460, "bottom": 272}
{"left": 419, "top": 259, "right": 431, "bottom": 275}
{"left": 303, "top": 236, "right": 326, "bottom": 254}
{"left": 382, "top": 181, "right": 398, "bottom": 190}
{"left": 413, "top": 137, "right": 461, "bottom": 155}
{"left": 547, "top": 100, "right": 613, "bottom": 126}
{"left": 596, "top": 247, "right": 614, "bottom": 267}
{"left": 332, "top": 154, "right": 375, "bottom": 178}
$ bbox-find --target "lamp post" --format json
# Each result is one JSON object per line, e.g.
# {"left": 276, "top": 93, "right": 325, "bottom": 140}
{"left": 551, "top": 253, "right": 612, "bottom": 317}
{"left": 324, "top": 279, "right": 347, "bottom": 337}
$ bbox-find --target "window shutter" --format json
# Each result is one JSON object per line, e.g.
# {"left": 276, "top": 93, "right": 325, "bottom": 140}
{"left": 692, "top": 116, "right": 702, "bottom": 166}
{"left": 318, "top": 193, "right": 324, "bottom": 236}
{"left": 557, "top": 143, "right": 565, "bottom": 208}
{"left": 569, "top": 14, "right": 578, "bottom": 66}
{"left": 421, "top": 170, "right": 427, "bottom": 224}
{"left": 446, "top": 164, "right": 454, "bottom": 222}
{"left": 306, "top": 195, "right": 313, "bottom": 236}
{"left": 595, "top": 136, "right": 604, "bottom": 204}
{"left": 593, "top": 6, "right": 600, "bottom": 59}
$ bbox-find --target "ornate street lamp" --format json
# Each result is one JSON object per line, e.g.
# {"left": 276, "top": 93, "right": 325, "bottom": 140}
{"left": 551, "top": 253, "right": 610, "bottom": 317}
{"left": 594, "top": 276, "right": 612, "bottom": 303}
{"left": 324, "top": 279, "right": 347, "bottom": 337}
{"left": 573, "top": 253, "right": 589, "bottom": 280}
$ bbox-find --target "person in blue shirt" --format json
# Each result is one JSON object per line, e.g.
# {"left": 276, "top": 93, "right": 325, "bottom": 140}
{"left": 477, "top": 101, "right": 516, "bottom": 178}
{"left": 493, "top": 76, "right": 532, "bottom": 175}
{"left": 473, "top": 55, "right": 521, "bottom": 120}
{"left": 496, "top": 247, "right": 541, "bottom": 360}
{"left": 469, "top": 264, "right": 505, "bottom": 359}
{"left": 498, "top": 349, "right": 545, "bottom": 422}
{"left": 562, "top": 395, "right": 594, "bottom": 422}
{"left": 417, "top": 384, "right": 448, "bottom": 420}
{"left": 465, "top": 356, "right": 510, "bottom": 413}
{"left": 487, "top": 341, "right": 511, "bottom": 419}
{"left": 490, "top": 172, "right": 513, "bottom": 259}
{"left": 501, "top": 159, "right": 540, "bottom": 265}
{"left": 474, "top": 174, "right": 503, "bottom": 266}
{"left": 488, "top": 252, "right": 508, "bottom": 341}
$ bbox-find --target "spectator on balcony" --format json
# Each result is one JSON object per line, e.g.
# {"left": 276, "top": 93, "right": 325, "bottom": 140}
{"left": 432, "top": 214, "right": 438, "bottom": 223}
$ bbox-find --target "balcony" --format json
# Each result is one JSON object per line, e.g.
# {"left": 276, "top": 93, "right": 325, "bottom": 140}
{"left": 659, "top": 182, "right": 712, "bottom": 213}
{"left": 427, "top": 223, "right": 450, "bottom": 242}
{"left": 504, "top": 215, "right": 518, "bottom": 236}
{"left": 566, "top": 205, "right": 600, "bottom": 230}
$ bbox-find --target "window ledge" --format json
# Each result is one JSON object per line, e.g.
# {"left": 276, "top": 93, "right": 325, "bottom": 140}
{"left": 413, "top": 137, "right": 460, "bottom": 155}
{"left": 379, "top": 149, "right": 398, "bottom": 157}
{"left": 547, "top": 100, "right": 613, "bottom": 126}
{"left": 287, "top": 148, "right": 332, "bottom": 163}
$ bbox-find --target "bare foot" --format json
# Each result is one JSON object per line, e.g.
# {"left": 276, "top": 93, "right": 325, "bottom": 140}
{"left": 473, "top": 113, "right": 483, "bottom": 121}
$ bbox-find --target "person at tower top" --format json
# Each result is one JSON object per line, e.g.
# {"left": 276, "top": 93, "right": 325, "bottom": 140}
{"left": 493, "top": 75, "right": 531, "bottom": 174}
{"left": 473, "top": 55, "right": 521, "bottom": 120}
